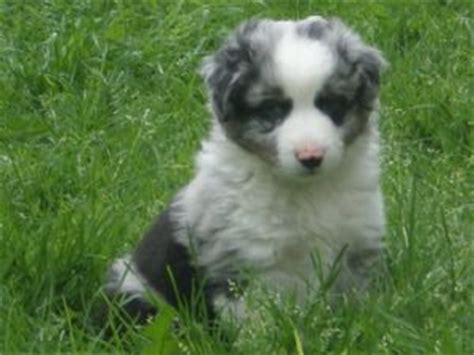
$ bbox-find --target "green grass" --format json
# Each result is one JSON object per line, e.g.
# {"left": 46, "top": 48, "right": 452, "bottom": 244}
{"left": 0, "top": 0, "right": 472, "bottom": 353}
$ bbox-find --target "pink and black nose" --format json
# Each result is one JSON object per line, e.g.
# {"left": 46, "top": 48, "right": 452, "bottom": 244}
{"left": 295, "top": 146, "right": 325, "bottom": 170}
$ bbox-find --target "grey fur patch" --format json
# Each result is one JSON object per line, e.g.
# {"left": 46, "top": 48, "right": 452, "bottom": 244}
{"left": 310, "top": 18, "right": 387, "bottom": 143}
{"left": 200, "top": 20, "right": 287, "bottom": 162}
{"left": 200, "top": 20, "right": 276, "bottom": 122}
{"left": 296, "top": 16, "right": 330, "bottom": 39}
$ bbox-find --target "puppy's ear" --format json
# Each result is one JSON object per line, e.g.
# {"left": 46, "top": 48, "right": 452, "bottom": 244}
{"left": 328, "top": 18, "right": 387, "bottom": 102}
{"left": 358, "top": 47, "right": 387, "bottom": 89}
{"left": 200, "top": 20, "right": 261, "bottom": 122}
{"left": 356, "top": 46, "right": 387, "bottom": 108}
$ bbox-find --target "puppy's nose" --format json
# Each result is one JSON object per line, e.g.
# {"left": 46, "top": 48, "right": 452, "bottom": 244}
{"left": 295, "top": 146, "right": 325, "bottom": 170}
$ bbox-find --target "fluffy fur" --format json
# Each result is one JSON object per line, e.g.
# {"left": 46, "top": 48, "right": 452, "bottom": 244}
{"left": 103, "top": 15, "right": 387, "bottom": 324}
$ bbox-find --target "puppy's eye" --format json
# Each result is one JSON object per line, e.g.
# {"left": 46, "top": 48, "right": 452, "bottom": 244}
{"left": 315, "top": 94, "right": 352, "bottom": 125}
{"left": 252, "top": 99, "right": 291, "bottom": 122}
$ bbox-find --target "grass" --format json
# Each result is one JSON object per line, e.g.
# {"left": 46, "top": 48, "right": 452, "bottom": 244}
{"left": 0, "top": 0, "right": 472, "bottom": 353}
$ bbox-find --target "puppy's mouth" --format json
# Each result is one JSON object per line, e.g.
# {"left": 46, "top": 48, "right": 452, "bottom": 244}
{"left": 298, "top": 159, "right": 323, "bottom": 176}
{"left": 301, "top": 168, "right": 320, "bottom": 176}
{"left": 272, "top": 165, "right": 324, "bottom": 182}
{"left": 297, "top": 168, "right": 325, "bottom": 180}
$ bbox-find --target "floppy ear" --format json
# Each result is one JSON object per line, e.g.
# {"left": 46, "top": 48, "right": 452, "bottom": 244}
{"left": 357, "top": 47, "right": 387, "bottom": 105}
{"left": 358, "top": 47, "right": 387, "bottom": 88}
{"left": 327, "top": 18, "right": 387, "bottom": 104}
{"left": 200, "top": 21, "right": 261, "bottom": 122}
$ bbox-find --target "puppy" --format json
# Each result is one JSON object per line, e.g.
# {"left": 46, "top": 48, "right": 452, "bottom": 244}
{"left": 104, "top": 15, "right": 386, "bottom": 325}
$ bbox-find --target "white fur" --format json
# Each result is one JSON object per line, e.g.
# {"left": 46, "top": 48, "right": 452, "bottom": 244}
{"left": 273, "top": 30, "right": 334, "bottom": 100}
{"left": 276, "top": 108, "right": 344, "bottom": 176}
{"left": 271, "top": 33, "right": 343, "bottom": 177}
{"left": 175, "top": 116, "right": 384, "bottom": 313}
{"left": 106, "top": 257, "right": 148, "bottom": 295}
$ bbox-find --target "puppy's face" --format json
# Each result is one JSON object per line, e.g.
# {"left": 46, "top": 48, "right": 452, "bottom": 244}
{"left": 202, "top": 16, "right": 385, "bottom": 178}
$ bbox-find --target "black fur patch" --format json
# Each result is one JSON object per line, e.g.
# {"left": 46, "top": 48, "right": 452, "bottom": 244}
{"left": 96, "top": 291, "right": 157, "bottom": 337}
{"left": 132, "top": 207, "right": 216, "bottom": 320}
{"left": 314, "top": 93, "right": 354, "bottom": 126}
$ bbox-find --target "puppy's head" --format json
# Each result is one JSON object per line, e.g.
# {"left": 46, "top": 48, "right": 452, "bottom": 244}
{"left": 201, "top": 16, "right": 386, "bottom": 178}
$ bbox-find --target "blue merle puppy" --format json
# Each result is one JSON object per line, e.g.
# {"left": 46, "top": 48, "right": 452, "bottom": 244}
{"left": 104, "top": 15, "right": 386, "bottom": 324}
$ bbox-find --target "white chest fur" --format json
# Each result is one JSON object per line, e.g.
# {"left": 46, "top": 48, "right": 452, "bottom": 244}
{"left": 174, "top": 128, "right": 385, "bottom": 302}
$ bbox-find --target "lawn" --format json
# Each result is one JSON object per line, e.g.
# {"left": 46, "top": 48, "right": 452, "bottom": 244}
{"left": 0, "top": 1, "right": 472, "bottom": 353}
